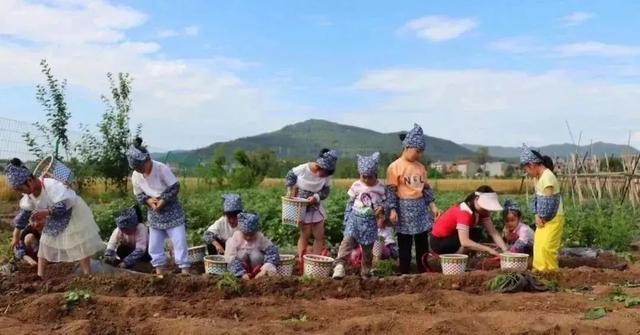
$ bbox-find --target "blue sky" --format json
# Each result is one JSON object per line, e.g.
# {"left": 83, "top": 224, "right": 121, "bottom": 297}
{"left": 1, "top": 0, "right": 639, "bottom": 152}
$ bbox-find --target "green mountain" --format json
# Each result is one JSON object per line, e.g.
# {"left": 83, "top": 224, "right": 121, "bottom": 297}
{"left": 462, "top": 142, "right": 639, "bottom": 159}
{"left": 157, "top": 119, "right": 475, "bottom": 166}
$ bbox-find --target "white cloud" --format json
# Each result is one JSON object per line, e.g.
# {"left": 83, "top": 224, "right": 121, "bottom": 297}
{"left": 350, "top": 68, "right": 640, "bottom": 147}
{"left": 554, "top": 42, "right": 640, "bottom": 57}
{"left": 560, "top": 12, "right": 594, "bottom": 27}
{"left": 0, "top": 0, "right": 146, "bottom": 44}
{"left": 489, "top": 37, "right": 540, "bottom": 53}
{"left": 156, "top": 25, "right": 200, "bottom": 39}
{"left": 402, "top": 16, "right": 477, "bottom": 42}
{"left": 0, "top": 1, "right": 299, "bottom": 149}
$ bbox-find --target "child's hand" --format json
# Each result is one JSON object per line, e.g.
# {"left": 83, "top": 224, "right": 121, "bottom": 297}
{"left": 431, "top": 205, "right": 441, "bottom": 220}
{"left": 30, "top": 210, "right": 48, "bottom": 222}
{"left": 535, "top": 215, "right": 546, "bottom": 228}
{"left": 389, "top": 209, "right": 398, "bottom": 225}
{"left": 146, "top": 198, "right": 158, "bottom": 210}
{"left": 307, "top": 196, "right": 318, "bottom": 205}
{"left": 155, "top": 199, "right": 166, "bottom": 211}
{"left": 118, "top": 262, "right": 128, "bottom": 269}
{"left": 242, "top": 274, "right": 251, "bottom": 281}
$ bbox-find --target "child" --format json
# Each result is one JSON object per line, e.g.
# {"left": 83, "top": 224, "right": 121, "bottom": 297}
{"left": 224, "top": 212, "right": 280, "bottom": 280}
{"left": 13, "top": 221, "right": 42, "bottom": 267}
{"left": 104, "top": 206, "right": 151, "bottom": 269}
{"left": 521, "top": 145, "right": 564, "bottom": 271}
{"left": 203, "top": 193, "right": 242, "bottom": 255}
{"left": 285, "top": 149, "right": 338, "bottom": 262}
{"left": 128, "top": 138, "right": 191, "bottom": 275}
{"left": 502, "top": 199, "right": 534, "bottom": 255}
{"left": 333, "top": 152, "right": 385, "bottom": 279}
{"left": 386, "top": 124, "right": 440, "bottom": 274}
{"left": 4, "top": 158, "right": 104, "bottom": 278}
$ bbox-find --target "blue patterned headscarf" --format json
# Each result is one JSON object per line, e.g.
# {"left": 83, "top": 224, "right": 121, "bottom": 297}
{"left": 520, "top": 145, "right": 542, "bottom": 165}
{"left": 402, "top": 123, "right": 426, "bottom": 151}
{"left": 238, "top": 212, "right": 259, "bottom": 234}
{"left": 222, "top": 193, "right": 243, "bottom": 213}
{"left": 357, "top": 152, "right": 380, "bottom": 176}
{"left": 116, "top": 207, "right": 139, "bottom": 229}
{"left": 5, "top": 161, "right": 31, "bottom": 189}
{"left": 316, "top": 149, "right": 338, "bottom": 172}
{"left": 503, "top": 199, "right": 522, "bottom": 216}
{"left": 127, "top": 146, "right": 150, "bottom": 170}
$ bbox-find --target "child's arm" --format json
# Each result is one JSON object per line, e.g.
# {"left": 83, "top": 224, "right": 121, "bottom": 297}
{"left": 11, "top": 209, "right": 31, "bottom": 248}
{"left": 285, "top": 169, "right": 298, "bottom": 197}
{"left": 385, "top": 165, "right": 400, "bottom": 224}
{"left": 224, "top": 235, "right": 247, "bottom": 278}
{"left": 156, "top": 182, "right": 180, "bottom": 210}
{"left": 104, "top": 229, "right": 120, "bottom": 262}
{"left": 423, "top": 184, "right": 440, "bottom": 219}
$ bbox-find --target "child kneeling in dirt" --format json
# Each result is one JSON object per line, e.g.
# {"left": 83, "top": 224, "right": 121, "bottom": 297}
{"left": 224, "top": 212, "right": 280, "bottom": 280}
{"left": 104, "top": 206, "right": 151, "bottom": 269}
{"left": 502, "top": 200, "right": 534, "bottom": 255}
{"left": 203, "top": 193, "right": 242, "bottom": 255}
{"left": 333, "top": 152, "right": 385, "bottom": 279}
{"left": 13, "top": 221, "right": 42, "bottom": 267}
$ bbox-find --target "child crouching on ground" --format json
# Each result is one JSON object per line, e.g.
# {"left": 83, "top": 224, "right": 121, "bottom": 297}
{"left": 225, "top": 212, "right": 280, "bottom": 280}
{"left": 203, "top": 193, "right": 241, "bottom": 255}
{"left": 104, "top": 206, "right": 151, "bottom": 269}
{"left": 333, "top": 152, "right": 385, "bottom": 279}
{"left": 502, "top": 199, "right": 534, "bottom": 255}
{"left": 13, "top": 221, "right": 42, "bottom": 267}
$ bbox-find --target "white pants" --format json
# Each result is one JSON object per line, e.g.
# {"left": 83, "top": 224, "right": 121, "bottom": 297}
{"left": 149, "top": 225, "right": 190, "bottom": 269}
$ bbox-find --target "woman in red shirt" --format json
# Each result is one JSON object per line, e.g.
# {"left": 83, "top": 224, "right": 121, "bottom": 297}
{"left": 430, "top": 185, "right": 508, "bottom": 256}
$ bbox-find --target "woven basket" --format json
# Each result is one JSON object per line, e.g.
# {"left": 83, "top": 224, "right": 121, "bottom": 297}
{"left": 500, "top": 252, "right": 529, "bottom": 272}
{"left": 303, "top": 254, "right": 334, "bottom": 278}
{"left": 440, "top": 254, "right": 468, "bottom": 275}
{"left": 281, "top": 197, "right": 309, "bottom": 226}
{"left": 188, "top": 245, "right": 207, "bottom": 263}
{"left": 33, "top": 156, "right": 74, "bottom": 184}
{"left": 372, "top": 237, "right": 385, "bottom": 258}
{"left": 276, "top": 254, "right": 296, "bottom": 276}
{"left": 204, "top": 255, "right": 227, "bottom": 275}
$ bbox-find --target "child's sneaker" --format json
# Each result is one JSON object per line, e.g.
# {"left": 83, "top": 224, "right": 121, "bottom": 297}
{"left": 332, "top": 263, "right": 345, "bottom": 279}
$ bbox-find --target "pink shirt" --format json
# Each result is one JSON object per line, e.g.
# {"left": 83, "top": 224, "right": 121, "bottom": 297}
{"left": 503, "top": 222, "right": 534, "bottom": 246}
{"left": 224, "top": 231, "right": 274, "bottom": 263}
{"left": 347, "top": 180, "right": 386, "bottom": 216}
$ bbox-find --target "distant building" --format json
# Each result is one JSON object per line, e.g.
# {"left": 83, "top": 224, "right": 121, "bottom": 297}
{"left": 431, "top": 160, "right": 453, "bottom": 173}
{"left": 484, "top": 162, "right": 507, "bottom": 177}
{"left": 452, "top": 160, "right": 479, "bottom": 178}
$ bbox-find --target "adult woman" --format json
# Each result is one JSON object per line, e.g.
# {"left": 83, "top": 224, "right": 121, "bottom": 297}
{"left": 430, "top": 185, "right": 508, "bottom": 256}
{"left": 520, "top": 146, "right": 564, "bottom": 271}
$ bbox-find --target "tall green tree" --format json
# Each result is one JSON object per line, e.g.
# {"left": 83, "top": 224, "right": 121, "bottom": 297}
{"left": 94, "top": 73, "right": 137, "bottom": 193}
{"left": 23, "top": 59, "right": 71, "bottom": 160}
{"left": 475, "top": 146, "right": 490, "bottom": 166}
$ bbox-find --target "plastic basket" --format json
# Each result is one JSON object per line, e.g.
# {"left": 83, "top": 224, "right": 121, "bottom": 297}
{"left": 33, "top": 156, "right": 74, "bottom": 184}
{"left": 281, "top": 197, "right": 309, "bottom": 226}
{"left": 204, "top": 255, "right": 228, "bottom": 275}
{"left": 440, "top": 254, "right": 468, "bottom": 275}
{"left": 500, "top": 252, "right": 529, "bottom": 272}
{"left": 276, "top": 254, "right": 296, "bottom": 276}
{"left": 303, "top": 254, "right": 334, "bottom": 278}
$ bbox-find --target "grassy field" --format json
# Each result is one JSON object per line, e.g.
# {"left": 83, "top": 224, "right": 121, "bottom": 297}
{"left": 0, "top": 176, "right": 527, "bottom": 204}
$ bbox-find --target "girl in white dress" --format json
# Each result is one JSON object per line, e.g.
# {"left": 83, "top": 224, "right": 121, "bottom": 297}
{"left": 5, "top": 158, "right": 104, "bottom": 278}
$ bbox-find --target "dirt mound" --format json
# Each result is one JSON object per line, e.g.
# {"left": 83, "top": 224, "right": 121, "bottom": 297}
{"left": 2, "top": 261, "right": 640, "bottom": 334}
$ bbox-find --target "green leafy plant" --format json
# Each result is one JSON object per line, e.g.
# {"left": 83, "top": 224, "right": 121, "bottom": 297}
{"left": 284, "top": 313, "right": 308, "bottom": 322}
{"left": 486, "top": 273, "right": 520, "bottom": 292}
{"left": 608, "top": 288, "right": 640, "bottom": 308}
{"left": 63, "top": 289, "right": 92, "bottom": 310}
{"left": 298, "top": 274, "right": 318, "bottom": 285}
{"left": 583, "top": 307, "right": 608, "bottom": 320}
{"left": 216, "top": 272, "right": 241, "bottom": 292}
{"left": 372, "top": 260, "right": 396, "bottom": 277}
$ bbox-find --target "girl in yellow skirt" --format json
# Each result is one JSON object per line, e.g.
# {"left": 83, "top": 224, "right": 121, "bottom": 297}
{"left": 520, "top": 146, "right": 564, "bottom": 271}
